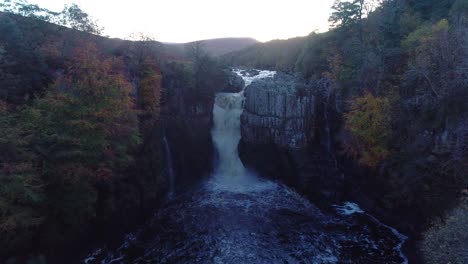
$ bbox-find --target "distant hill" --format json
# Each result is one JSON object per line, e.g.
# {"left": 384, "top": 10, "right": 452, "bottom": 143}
{"left": 221, "top": 36, "right": 310, "bottom": 71}
{"left": 165, "top": 37, "right": 259, "bottom": 57}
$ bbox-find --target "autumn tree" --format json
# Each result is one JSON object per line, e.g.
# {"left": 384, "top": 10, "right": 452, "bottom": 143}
{"left": 121, "top": 33, "right": 163, "bottom": 124}
{"left": 404, "top": 20, "right": 452, "bottom": 99}
{"left": 139, "top": 57, "right": 162, "bottom": 121}
{"left": 402, "top": 17, "right": 468, "bottom": 132}
{"left": 21, "top": 42, "right": 140, "bottom": 240}
{"left": 343, "top": 93, "right": 392, "bottom": 167}
{"left": 0, "top": 100, "right": 45, "bottom": 253}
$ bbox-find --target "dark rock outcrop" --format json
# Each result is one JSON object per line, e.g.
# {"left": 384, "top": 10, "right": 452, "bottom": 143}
{"left": 239, "top": 72, "right": 343, "bottom": 203}
{"left": 222, "top": 70, "right": 245, "bottom": 93}
{"left": 240, "top": 69, "right": 260, "bottom": 77}
{"left": 162, "top": 87, "right": 215, "bottom": 190}
{"left": 241, "top": 73, "right": 314, "bottom": 149}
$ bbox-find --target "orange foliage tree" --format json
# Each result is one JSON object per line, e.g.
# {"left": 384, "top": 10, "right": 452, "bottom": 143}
{"left": 19, "top": 42, "right": 141, "bottom": 233}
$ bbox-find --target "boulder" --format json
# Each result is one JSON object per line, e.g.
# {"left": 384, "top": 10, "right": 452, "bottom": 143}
{"left": 222, "top": 70, "right": 245, "bottom": 93}
{"left": 240, "top": 69, "right": 260, "bottom": 77}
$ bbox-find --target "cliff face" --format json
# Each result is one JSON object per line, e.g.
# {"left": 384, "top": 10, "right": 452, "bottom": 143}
{"left": 162, "top": 66, "right": 244, "bottom": 189}
{"left": 239, "top": 73, "right": 343, "bottom": 203}
{"left": 241, "top": 73, "right": 315, "bottom": 149}
{"left": 162, "top": 86, "right": 214, "bottom": 188}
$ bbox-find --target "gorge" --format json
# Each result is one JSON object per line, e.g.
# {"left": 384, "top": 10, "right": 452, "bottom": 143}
{"left": 0, "top": 1, "right": 467, "bottom": 263}
{"left": 85, "top": 70, "right": 408, "bottom": 264}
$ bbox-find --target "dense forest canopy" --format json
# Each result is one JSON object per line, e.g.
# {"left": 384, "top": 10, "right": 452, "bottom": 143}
{"left": 0, "top": 25, "right": 163, "bottom": 264}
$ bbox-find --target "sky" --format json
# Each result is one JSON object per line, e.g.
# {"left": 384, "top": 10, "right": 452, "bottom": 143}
{"left": 29, "top": 0, "right": 336, "bottom": 43}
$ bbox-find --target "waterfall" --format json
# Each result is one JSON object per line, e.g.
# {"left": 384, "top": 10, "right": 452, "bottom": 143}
{"left": 210, "top": 69, "right": 275, "bottom": 191}
{"left": 85, "top": 69, "right": 409, "bottom": 264}
{"left": 163, "top": 134, "right": 175, "bottom": 198}
{"left": 212, "top": 93, "right": 246, "bottom": 178}
{"left": 324, "top": 101, "right": 332, "bottom": 155}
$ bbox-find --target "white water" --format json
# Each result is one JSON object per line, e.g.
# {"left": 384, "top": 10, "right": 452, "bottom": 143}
{"left": 334, "top": 202, "right": 365, "bottom": 216}
{"left": 334, "top": 202, "right": 409, "bottom": 264}
{"left": 210, "top": 69, "right": 276, "bottom": 192}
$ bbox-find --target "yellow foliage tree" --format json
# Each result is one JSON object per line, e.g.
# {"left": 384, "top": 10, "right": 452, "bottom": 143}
{"left": 343, "top": 93, "right": 392, "bottom": 167}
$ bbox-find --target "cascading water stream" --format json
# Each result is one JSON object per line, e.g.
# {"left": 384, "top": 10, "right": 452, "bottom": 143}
{"left": 163, "top": 133, "right": 175, "bottom": 198}
{"left": 212, "top": 93, "right": 247, "bottom": 179}
{"left": 85, "top": 69, "right": 408, "bottom": 264}
{"left": 210, "top": 69, "right": 276, "bottom": 191}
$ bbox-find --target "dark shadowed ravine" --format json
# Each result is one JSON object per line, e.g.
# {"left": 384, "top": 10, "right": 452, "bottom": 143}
{"left": 85, "top": 70, "right": 408, "bottom": 264}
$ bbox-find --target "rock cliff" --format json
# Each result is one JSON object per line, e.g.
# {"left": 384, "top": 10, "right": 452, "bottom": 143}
{"left": 241, "top": 73, "right": 315, "bottom": 149}
{"left": 161, "top": 66, "right": 244, "bottom": 189}
{"left": 162, "top": 86, "right": 214, "bottom": 188}
{"left": 239, "top": 72, "right": 343, "bottom": 203}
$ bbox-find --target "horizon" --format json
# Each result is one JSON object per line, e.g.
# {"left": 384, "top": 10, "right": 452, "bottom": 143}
{"left": 28, "top": 0, "right": 335, "bottom": 43}
{"left": 160, "top": 37, "right": 259, "bottom": 44}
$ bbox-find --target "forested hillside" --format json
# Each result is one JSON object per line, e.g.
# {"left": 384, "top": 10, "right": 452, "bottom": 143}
{"left": 0, "top": 2, "right": 231, "bottom": 262}
{"left": 0, "top": 9, "right": 166, "bottom": 262}
{"left": 224, "top": 0, "right": 467, "bottom": 262}
{"left": 222, "top": 36, "right": 307, "bottom": 70}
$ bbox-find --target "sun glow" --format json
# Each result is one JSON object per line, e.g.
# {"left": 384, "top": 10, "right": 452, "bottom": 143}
{"left": 29, "top": 0, "right": 335, "bottom": 42}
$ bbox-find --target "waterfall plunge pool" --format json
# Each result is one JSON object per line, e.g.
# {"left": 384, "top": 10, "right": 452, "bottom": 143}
{"left": 84, "top": 69, "right": 408, "bottom": 264}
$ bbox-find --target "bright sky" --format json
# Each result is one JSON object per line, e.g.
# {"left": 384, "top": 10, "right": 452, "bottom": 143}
{"left": 29, "top": 0, "right": 335, "bottom": 43}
